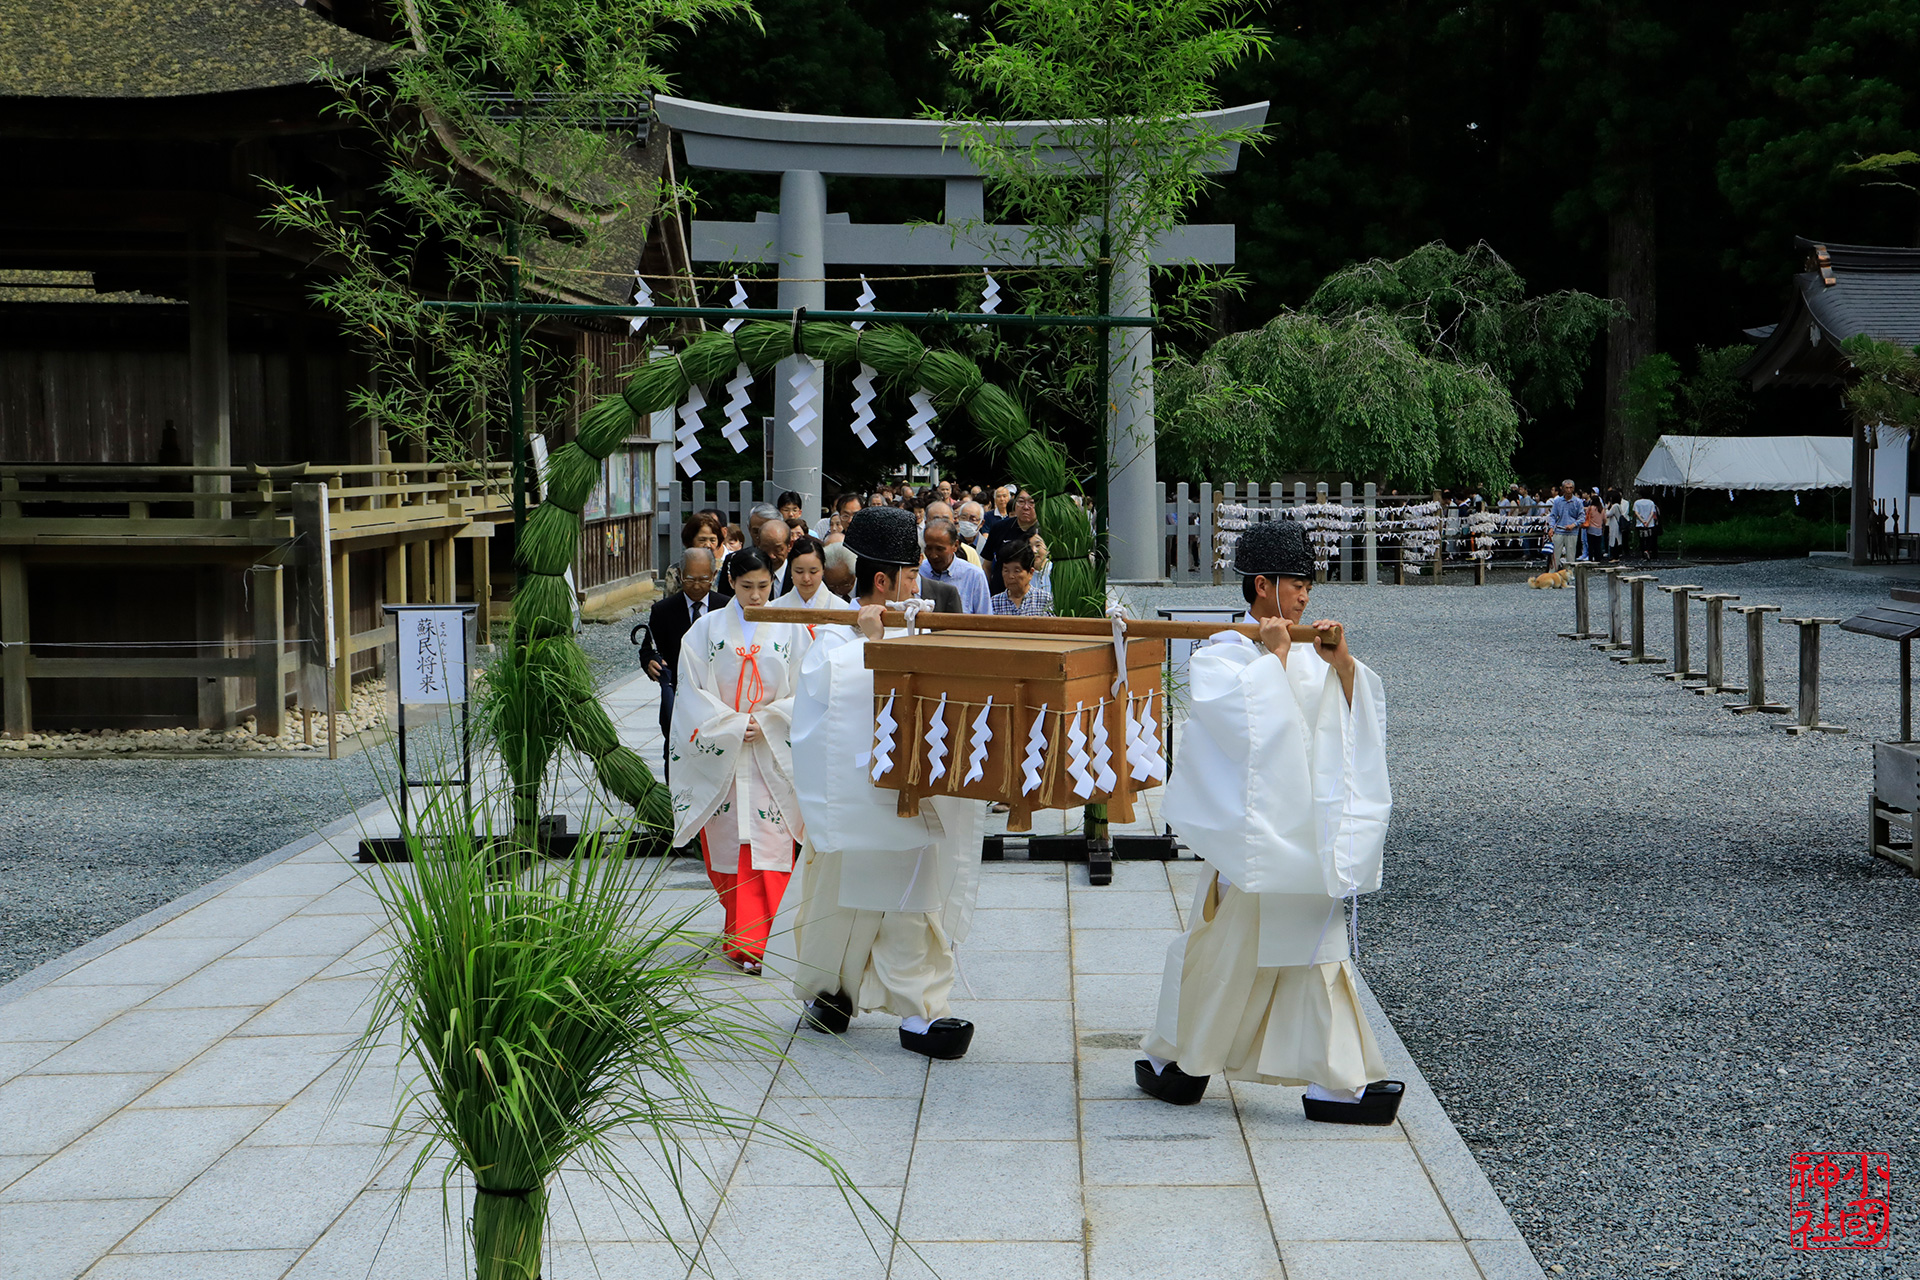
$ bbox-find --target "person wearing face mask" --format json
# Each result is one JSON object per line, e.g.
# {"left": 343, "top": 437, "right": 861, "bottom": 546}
{"left": 669, "top": 548, "right": 808, "bottom": 974}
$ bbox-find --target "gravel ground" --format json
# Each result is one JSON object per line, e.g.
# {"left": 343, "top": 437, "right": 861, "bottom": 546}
{"left": 0, "top": 610, "right": 654, "bottom": 987}
{"left": 1129, "top": 560, "right": 1920, "bottom": 1279}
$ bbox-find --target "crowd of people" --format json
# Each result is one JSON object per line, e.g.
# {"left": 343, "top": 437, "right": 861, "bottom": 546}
{"left": 1439, "top": 481, "right": 1664, "bottom": 568}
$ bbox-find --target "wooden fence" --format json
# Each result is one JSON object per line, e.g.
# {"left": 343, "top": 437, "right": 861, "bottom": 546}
{"left": 652, "top": 479, "right": 1468, "bottom": 582}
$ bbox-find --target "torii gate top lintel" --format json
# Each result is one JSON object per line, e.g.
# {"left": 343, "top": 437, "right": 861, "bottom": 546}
{"left": 653, "top": 95, "right": 1270, "bottom": 179}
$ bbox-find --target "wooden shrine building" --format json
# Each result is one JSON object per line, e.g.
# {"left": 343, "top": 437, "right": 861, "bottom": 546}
{"left": 0, "top": 0, "right": 689, "bottom": 736}
{"left": 1739, "top": 238, "right": 1920, "bottom": 566}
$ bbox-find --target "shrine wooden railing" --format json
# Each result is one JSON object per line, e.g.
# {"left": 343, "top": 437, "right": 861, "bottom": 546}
{"left": 0, "top": 460, "right": 512, "bottom": 740}
{"left": 0, "top": 460, "right": 512, "bottom": 544}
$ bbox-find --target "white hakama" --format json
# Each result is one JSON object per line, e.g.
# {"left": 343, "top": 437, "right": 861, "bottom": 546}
{"left": 772, "top": 623, "right": 983, "bottom": 1020}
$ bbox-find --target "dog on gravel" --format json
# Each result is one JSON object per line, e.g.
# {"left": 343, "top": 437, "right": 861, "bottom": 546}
{"left": 1527, "top": 569, "right": 1570, "bottom": 589}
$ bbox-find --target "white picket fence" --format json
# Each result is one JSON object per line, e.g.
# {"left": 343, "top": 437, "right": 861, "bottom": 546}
{"left": 654, "top": 479, "right": 1512, "bottom": 582}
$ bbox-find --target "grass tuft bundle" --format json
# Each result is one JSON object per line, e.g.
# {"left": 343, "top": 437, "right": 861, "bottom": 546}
{"left": 617, "top": 356, "right": 691, "bottom": 422}
{"left": 593, "top": 744, "right": 663, "bottom": 812}
{"left": 1039, "top": 493, "right": 1091, "bottom": 556}
{"left": 515, "top": 503, "right": 580, "bottom": 577}
{"left": 574, "top": 394, "right": 640, "bottom": 458}
{"left": 355, "top": 765, "right": 879, "bottom": 1280}
{"left": 541, "top": 443, "right": 600, "bottom": 514}
{"left": 565, "top": 695, "right": 621, "bottom": 759}
{"left": 1051, "top": 560, "right": 1104, "bottom": 619}
{"left": 511, "top": 573, "right": 575, "bottom": 641}
{"left": 1007, "top": 433, "right": 1070, "bottom": 497}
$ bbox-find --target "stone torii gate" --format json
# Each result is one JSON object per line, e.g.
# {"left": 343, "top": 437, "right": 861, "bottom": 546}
{"left": 653, "top": 96, "right": 1268, "bottom": 583}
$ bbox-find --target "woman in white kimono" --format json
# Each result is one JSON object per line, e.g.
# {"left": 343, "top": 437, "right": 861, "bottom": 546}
{"left": 669, "top": 547, "right": 806, "bottom": 973}
{"left": 770, "top": 536, "right": 853, "bottom": 611}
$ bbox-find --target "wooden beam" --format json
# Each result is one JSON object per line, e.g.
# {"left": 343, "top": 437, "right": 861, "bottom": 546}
{"left": 26, "top": 657, "right": 256, "bottom": 679}
{"left": 739, "top": 607, "right": 1337, "bottom": 646}
{"left": 252, "top": 565, "right": 285, "bottom": 737}
{"left": 332, "top": 548, "right": 352, "bottom": 712}
{"left": 1, "top": 551, "right": 29, "bottom": 736}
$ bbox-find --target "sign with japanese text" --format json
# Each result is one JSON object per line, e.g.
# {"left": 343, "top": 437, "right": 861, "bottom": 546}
{"left": 394, "top": 608, "right": 467, "bottom": 705}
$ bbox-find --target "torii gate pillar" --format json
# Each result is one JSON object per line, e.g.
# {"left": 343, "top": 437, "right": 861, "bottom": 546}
{"left": 773, "top": 169, "right": 827, "bottom": 510}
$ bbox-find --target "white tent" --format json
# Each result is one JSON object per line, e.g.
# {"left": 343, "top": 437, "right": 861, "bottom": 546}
{"left": 1633, "top": 434, "right": 1852, "bottom": 491}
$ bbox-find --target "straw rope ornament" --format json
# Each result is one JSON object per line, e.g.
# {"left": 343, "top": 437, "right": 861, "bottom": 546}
{"left": 507, "top": 318, "right": 1102, "bottom": 823}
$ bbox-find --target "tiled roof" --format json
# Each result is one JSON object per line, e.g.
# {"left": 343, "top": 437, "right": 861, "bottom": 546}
{"left": 0, "top": 0, "right": 398, "bottom": 99}
{"left": 1740, "top": 239, "right": 1920, "bottom": 388}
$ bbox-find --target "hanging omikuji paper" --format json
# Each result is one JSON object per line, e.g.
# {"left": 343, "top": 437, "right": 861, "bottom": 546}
{"left": 923, "top": 691, "right": 951, "bottom": 782}
{"left": 673, "top": 385, "right": 707, "bottom": 477}
{"left": 628, "top": 272, "right": 653, "bottom": 334}
{"left": 724, "top": 275, "right": 748, "bottom": 333}
{"left": 980, "top": 269, "right": 1001, "bottom": 314}
{"left": 1021, "top": 702, "right": 1050, "bottom": 796}
{"left": 852, "top": 275, "right": 876, "bottom": 330}
{"left": 720, "top": 363, "right": 752, "bottom": 453}
{"left": 905, "top": 390, "right": 938, "bottom": 464}
{"left": 1066, "top": 703, "right": 1095, "bottom": 799}
{"left": 849, "top": 364, "right": 879, "bottom": 448}
{"left": 870, "top": 691, "right": 898, "bottom": 782}
{"left": 964, "top": 695, "right": 995, "bottom": 785}
{"left": 787, "top": 358, "right": 821, "bottom": 447}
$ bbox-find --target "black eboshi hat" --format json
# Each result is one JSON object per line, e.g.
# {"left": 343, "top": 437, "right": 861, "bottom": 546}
{"left": 1232, "top": 518, "right": 1315, "bottom": 581}
{"left": 844, "top": 505, "right": 922, "bottom": 566}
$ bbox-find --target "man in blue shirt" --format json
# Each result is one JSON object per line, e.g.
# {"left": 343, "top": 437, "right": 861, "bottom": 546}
{"left": 1547, "top": 479, "right": 1585, "bottom": 570}
{"left": 920, "top": 517, "right": 993, "bottom": 613}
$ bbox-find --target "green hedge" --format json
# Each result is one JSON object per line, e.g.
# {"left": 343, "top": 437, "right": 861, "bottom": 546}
{"left": 1668, "top": 514, "right": 1846, "bottom": 557}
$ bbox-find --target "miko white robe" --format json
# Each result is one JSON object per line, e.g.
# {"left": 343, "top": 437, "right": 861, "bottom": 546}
{"left": 769, "top": 583, "right": 855, "bottom": 666}
{"left": 773, "top": 622, "right": 984, "bottom": 1015}
{"left": 1145, "top": 631, "right": 1393, "bottom": 1087}
{"left": 668, "top": 600, "right": 805, "bottom": 874}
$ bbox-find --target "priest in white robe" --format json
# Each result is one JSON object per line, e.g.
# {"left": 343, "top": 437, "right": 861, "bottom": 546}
{"left": 775, "top": 505, "right": 985, "bottom": 1061}
{"left": 1138, "top": 519, "right": 1402, "bottom": 1124}
{"left": 670, "top": 547, "right": 806, "bottom": 974}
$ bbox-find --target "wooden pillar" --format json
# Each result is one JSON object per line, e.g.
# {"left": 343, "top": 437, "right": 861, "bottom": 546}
{"left": 197, "top": 567, "right": 237, "bottom": 729}
{"left": 438, "top": 533, "right": 457, "bottom": 604}
{"left": 472, "top": 534, "right": 493, "bottom": 647}
{"left": 408, "top": 538, "right": 429, "bottom": 604}
{"left": 1, "top": 552, "right": 29, "bottom": 737}
{"left": 189, "top": 226, "right": 231, "bottom": 520}
{"left": 332, "top": 549, "right": 352, "bottom": 712}
{"left": 251, "top": 565, "right": 285, "bottom": 737}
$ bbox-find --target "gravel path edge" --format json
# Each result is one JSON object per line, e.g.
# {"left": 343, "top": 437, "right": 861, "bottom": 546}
{"left": 0, "top": 797, "right": 382, "bottom": 1010}
{"left": 1357, "top": 970, "right": 1549, "bottom": 1278}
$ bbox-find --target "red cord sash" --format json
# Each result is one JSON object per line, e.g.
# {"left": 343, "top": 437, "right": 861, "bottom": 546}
{"left": 732, "top": 644, "right": 765, "bottom": 711}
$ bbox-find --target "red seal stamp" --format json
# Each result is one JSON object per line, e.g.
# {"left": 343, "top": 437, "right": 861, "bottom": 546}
{"left": 1789, "top": 1152, "right": 1891, "bottom": 1250}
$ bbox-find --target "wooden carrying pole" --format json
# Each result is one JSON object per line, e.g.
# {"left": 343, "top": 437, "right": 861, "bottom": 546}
{"left": 739, "top": 608, "right": 1337, "bottom": 646}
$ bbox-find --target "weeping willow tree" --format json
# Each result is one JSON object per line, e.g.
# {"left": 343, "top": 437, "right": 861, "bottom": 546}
{"left": 507, "top": 318, "right": 1096, "bottom": 840}
{"left": 1158, "top": 242, "right": 1616, "bottom": 488}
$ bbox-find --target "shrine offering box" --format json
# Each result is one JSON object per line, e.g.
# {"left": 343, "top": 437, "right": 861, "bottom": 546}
{"left": 864, "top": 630, "right": 1167, "bottom": 831}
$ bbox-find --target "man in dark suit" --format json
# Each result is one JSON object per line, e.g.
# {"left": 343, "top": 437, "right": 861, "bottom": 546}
{"left": 638, "top": 546, "right": 719, "bottom": 773}
{"left": 918, "top": 574, "right": 965, "bottom": 613}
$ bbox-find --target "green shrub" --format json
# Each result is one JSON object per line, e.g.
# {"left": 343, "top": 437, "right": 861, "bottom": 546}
{"left": 1670, "top": 514, "right": 1845, "bottom": 557}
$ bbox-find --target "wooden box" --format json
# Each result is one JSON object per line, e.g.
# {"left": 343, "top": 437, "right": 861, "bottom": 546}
{"left": 865, "top": 630, "right": 1166, "bottom": 831}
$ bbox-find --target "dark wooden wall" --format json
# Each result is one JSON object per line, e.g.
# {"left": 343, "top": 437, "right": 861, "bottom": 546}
{"left": 0, "top": 303, "right": 357, "bottom": 465}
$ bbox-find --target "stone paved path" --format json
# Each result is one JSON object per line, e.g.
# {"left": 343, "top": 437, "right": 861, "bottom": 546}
{"left": 0, "top": 672, "right": 1542, "bottom": 1279}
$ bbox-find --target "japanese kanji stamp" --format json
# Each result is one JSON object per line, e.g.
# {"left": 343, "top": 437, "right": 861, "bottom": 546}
{"left": 1789, "top": 1151, "right": 1891, "bottom": 1250}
